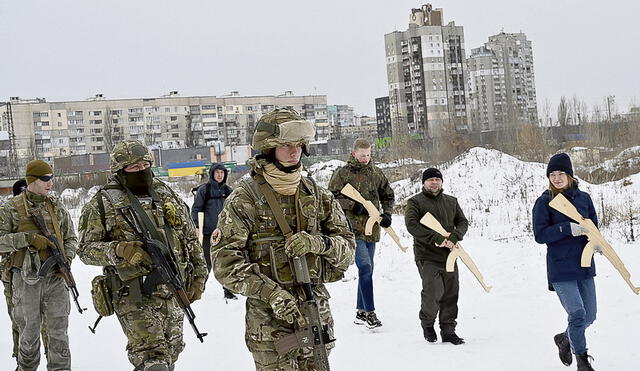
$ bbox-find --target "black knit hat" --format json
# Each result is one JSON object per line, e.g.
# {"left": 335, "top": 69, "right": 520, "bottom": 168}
{"left": 422, "top": 168, "right": 443, "bottom": 182}
{"left": 546, "top": 153, "right": 573, "bottom": 178}
{"left": 12, "top": 179, "right": 27, "bottom": 196}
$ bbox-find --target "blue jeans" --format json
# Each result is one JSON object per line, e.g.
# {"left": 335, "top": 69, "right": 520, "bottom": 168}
{"left": 355, "top": 240, "right": 376, "bottom": 312}
{"left": 552, "top": 277, "right": 597, "bottom": 355}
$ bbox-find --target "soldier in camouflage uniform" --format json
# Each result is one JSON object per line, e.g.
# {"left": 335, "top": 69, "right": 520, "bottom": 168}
{"left": 1, "top": 179, "right": 27, "bottom": 362}
{"left": 0, "top": 161, "right": 77, "bottom": 371}
{"left": 212, "top": 108, "right": 355, "bottom": 370}
{"left": 77, "top": 141, "right": 208, "bottom": 371}
{"left": 328, "top": 138, "right": 394, "bottom": 329}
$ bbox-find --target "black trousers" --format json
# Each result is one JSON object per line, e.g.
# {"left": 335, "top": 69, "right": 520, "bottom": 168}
{"left": 415, "top": 260, "right": 459, "bottom": 334}
{"left": 203, "top": 233, "right": 212, "bottom": 272}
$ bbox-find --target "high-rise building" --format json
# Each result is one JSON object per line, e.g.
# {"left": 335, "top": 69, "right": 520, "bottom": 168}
{"left": 384, "top": 4, "right": 469, "bottom": 139}
{"left": 0, "top": 92, "right": 327, "bottom": 169}
{"left": 467, "top": 32, "right": 538, "bottom": 131}
{"left": 375, "top": 96, "right": 392, "bottom": 138}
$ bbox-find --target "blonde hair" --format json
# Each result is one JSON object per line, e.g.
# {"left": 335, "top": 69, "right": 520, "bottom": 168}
{"left": 548, "top": 174, "right": 576, "bottom": 198}
{"left": 352, "top": 138, "right": 371, "bottom": 150}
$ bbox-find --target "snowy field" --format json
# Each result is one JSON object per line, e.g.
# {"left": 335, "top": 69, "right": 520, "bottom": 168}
{"left": 1, "top": 148, "right": 639, "bottom": 370}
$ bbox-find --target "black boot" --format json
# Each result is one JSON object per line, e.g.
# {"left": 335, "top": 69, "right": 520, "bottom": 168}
{"left": 423, "top": 326, "right": 437, "bottom": 343}
{"left": 576, "top": 353, "right": 595, "bottom": 371}
{"left": 554, "top": 332, "right": 573, "bottom": 366}
{"left": 441, "top": 332, "right": 465, "bottom": 345}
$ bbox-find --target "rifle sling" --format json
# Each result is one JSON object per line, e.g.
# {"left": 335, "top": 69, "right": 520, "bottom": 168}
{"left": 254, "top": 173, "right": 299, "bottom": 238}
{"left": 45, "top": 200, "right": 64, "bottom": 253}
{"left": 118, "top": 180, "right": 184, "bottom": 286}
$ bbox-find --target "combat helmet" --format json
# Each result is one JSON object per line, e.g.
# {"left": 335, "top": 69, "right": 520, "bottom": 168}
{"left": 110, "top": 140, "right": 154, "bottom": 173}
{"left": 252, "top": 108, "right": 316, "bottom": 152}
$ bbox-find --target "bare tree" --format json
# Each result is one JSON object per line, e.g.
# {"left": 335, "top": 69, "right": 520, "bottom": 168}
{"left": 557, "top": 96, "right": 569, "bottom": 126}
{"left": 540, "top": 98, "right": 553, "bottom": 126}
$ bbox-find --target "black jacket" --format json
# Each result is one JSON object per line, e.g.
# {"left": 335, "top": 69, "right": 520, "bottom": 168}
{"left": 405, "top": 189, "right": 469, "bottom": 264}
{"left": 191, "top": 163, "right": 232, "bottom": 235}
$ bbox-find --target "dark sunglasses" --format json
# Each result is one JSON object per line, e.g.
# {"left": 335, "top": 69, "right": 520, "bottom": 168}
{"left": 28, "top": 174, "right": 54, "bottom": 182}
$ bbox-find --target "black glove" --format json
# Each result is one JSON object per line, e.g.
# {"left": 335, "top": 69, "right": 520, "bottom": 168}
{"left": 352, "top": 203, "right": 367, "bottom": 216}
{"left": 380, "top": 213, "right": 392, "bottom": 228}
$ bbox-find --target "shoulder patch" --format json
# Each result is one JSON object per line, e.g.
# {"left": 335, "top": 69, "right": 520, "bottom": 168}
{"left": 211, "top": 228, "right": 222, "bottom": 247}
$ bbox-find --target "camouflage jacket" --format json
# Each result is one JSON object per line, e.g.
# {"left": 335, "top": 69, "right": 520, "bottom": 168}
{"left": 0, "top": 191, "right": 77, "bottom": 280}
{"left": 78, "top": 177, "right": 207, "bottom": 288}
{"left": 328, "top": 156, "right": 395, "bottom": 242}
{"left": 211, "top": 163, "right": 355, "bottom": 303}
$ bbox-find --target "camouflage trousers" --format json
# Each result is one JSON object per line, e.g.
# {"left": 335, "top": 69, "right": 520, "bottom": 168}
{"left": 12, "top": 272, "right": 70, "bottom": 371}
{"left": 114, "top": 288, "right": 185, "bottom": 369}
{"left": 3, "top": 273, "right": 50, "bottom": 361}
{"left": 246, "top": 285, "right": 335, "bottom": 371}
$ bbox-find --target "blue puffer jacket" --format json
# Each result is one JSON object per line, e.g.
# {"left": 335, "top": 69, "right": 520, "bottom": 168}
{"left": 532, "top": 184, "right": 597, "bottom": 289}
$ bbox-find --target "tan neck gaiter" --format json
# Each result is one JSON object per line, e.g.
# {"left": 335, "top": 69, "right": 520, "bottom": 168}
{"left": 262, "top": 162, "right": 302, "bottom": 195}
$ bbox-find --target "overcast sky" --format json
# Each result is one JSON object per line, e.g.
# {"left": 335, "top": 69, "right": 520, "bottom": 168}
{"left": 1, "top": 0, "right": 638, "bottom": 116}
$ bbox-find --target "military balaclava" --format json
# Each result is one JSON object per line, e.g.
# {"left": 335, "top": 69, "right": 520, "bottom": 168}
{"left": 119, "top": 168, "right": 153, "bottom": 195}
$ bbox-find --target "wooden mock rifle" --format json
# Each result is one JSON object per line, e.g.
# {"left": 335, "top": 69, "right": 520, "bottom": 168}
{"left": 549, "top": 193, "right": 640, "bottom": 295}
{"left": 340, "top": 184, "right": 408, "bottom": 252}
{"left": 419, "top": 212, "right": 492, "bottom": 293}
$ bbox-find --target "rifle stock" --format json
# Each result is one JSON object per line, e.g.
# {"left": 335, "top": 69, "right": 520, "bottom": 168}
{"left": 420, "top": 212, "right": 492, "bottom": 293}
{"left": 340, "top": 184, "right": 408, "bottom": 252}
{"left": 549, "top": 193, "right": 640, "bottom": 295}
{"left": 31, "top": 210, "right": 86, "bottom": 313}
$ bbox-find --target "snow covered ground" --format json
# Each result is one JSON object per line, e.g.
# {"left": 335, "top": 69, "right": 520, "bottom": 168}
{"left": 1, "top": 147, "right": 639, "bottom": 370}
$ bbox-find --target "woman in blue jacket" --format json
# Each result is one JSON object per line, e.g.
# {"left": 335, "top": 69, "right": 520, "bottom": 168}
{"left": 532, "top": 153, "right": 597, "bottom": 371}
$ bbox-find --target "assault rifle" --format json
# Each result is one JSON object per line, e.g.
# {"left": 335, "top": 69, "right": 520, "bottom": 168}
{"left": 274, "top": 257, "right": 333, "bottom": 371}
{"left": 32, "top": 208, "right": 86, "bottom": 313}
{"left": 118, "top": 206, "right": 209, "bottom": 342}
{"left": 419, "top": 212, "right": 492, "bottom": 293}
{"left": 340, "top": 184, "right": 408, "bottom": 252}
{"left": 549, "top": 193, "right": 640, "bottom": 295}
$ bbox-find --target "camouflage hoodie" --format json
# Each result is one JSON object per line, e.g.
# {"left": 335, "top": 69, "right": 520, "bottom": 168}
{"left": 328, "top": 156, "right": 394, "bottom": 242}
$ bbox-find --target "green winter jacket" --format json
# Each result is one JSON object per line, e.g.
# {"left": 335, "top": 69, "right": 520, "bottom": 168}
{"left": 328, "top": 156, "right": 394, "bottom": 243}
{"left": 405, "top": 188, "right": 469, "bottom": 265}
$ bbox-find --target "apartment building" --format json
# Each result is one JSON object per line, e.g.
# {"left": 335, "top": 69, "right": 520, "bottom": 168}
{"left": 0, "top": 92, "right": 327, "bottom": 168}
{"left": 384, "top": 4, "right": 470, "bottom": 139}
{"left": 467, "top": 32, "right": 538, "bottom": 131}
{"left": 375, "top": 96, "right": 392, "bottom": 138}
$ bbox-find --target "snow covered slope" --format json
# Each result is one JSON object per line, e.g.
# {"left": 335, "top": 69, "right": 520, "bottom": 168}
{"left": 1, "top": 147, "right": 638, "bottom": 370}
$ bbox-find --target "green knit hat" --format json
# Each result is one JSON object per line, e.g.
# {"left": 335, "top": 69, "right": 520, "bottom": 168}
{"left": 25, "top": 160, "right": 53, "bottom": 184}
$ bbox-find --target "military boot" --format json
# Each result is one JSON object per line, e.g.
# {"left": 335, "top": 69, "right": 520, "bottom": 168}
{"left": 554, "top": 332, "right": 572, "bottom": 366}
{"left": 441, "top": 332, "right": 465, "bottom": 345}
{"left": 575, "top": 353, "right": 595, "bottom": 371}
{"left": 423, "top": 326, "right": 437, "bottom": 343}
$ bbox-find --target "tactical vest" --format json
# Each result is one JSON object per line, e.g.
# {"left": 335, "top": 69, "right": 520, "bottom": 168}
{"left": 243, "top": 176, "right": 324, "bottom": 286}
{"left": 10, "top": 193, "right": 65, "bottom": 268}
{"left": 98, "top": 186, "right": 190, "bottom": 284}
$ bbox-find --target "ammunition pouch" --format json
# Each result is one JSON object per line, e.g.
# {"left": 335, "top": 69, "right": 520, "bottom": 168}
{"left": 249, "top": 240, "right": 323, "bottom": 286}
{"left": 91, "top": 275, "right": 114, "bottom": 317}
